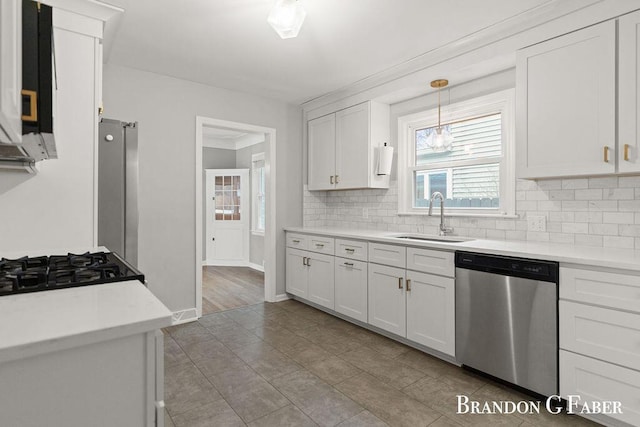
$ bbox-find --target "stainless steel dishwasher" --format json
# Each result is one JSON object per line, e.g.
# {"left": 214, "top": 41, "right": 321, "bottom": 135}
{"left": 455, "top": 251, "right": 559, "bottom": 397}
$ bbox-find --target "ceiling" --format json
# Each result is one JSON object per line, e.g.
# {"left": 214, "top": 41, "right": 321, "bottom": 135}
{"left": 103, "top": 0, "right": 552, "bottom": 105}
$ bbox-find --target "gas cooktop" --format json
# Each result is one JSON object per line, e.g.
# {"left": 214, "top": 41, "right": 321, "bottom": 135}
{"left": 0, "top": 251, "right": 144, "bottom": 296}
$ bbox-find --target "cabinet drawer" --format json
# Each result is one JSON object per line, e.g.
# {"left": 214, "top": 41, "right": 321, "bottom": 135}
{"left": 286, "top": 233, "right": 308, "bottom": 250}
{"left": 368, "top": 243, "right": 406, "bottom": 268}
{"left": 308, "top": 236, "right": 335, "bottom": 255}
{"left": 406, "top": 247, "right": 454, "bottom": 278}
{"left": 560, "top": 350, "right": 640, "bottom": 427}
{"left": 560, "top": 301, "right": 640, "bottom": 370}
{"left": 560, "top": 267, "right": 640, "bottom": 313}
{"left": 335, "top": 238, "right": 367, "bottom": 261}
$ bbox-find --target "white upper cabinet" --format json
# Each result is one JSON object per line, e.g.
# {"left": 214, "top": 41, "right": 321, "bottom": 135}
{"left": 619, "top": 10, "right": 640, "bottom": 174}
{"left": 307, "top": 101, "right": 390, "bottom": 191}
{"left": 307, "top": 113, "right": 336, "bottom": 190}
{"left": 0, "top": 0, "right": 22, "bottom": 143}
{"left": 516, "top": 21, "right": 616, "bottom": 178}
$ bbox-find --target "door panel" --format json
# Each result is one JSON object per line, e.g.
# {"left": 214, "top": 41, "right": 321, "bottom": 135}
{"left": 619, "top": 10, "right": 640, "bottom": 173}
{"left": 368, "top": 263, "right": 406, "bottom": 336}
{"left": 307, "top": 252, "right": 335, "bottom": 310}
{"left": 406, "top": 271, "right": 455, "bottom": 356}
{"left": 335, "top": 258, "right": 367, "bottom": 322}
{"left": 308, "top": 114, "right": 336, "bottom": 190}
{"left": 335, "top": 102, "right": 369, "bottom": 189}
{"left": 286, "top": 248, "right": 308, "bottom": 298}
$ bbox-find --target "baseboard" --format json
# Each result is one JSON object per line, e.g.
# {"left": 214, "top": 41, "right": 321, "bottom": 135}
{"left": 171, "top": 308, "right": 198, "bottom": 325}
{"left": 204, "top": 260, "right": 253, "bottom": 267}
{"left": 248, "top": 262, "right": 265, "bottom": 272}
{"left": 274, "top": 293, "right": 290, "bottom": 302}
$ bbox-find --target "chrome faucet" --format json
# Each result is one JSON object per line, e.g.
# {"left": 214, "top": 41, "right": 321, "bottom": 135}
{"left": 428, "top": 191, "right": 454, "bottom": 236}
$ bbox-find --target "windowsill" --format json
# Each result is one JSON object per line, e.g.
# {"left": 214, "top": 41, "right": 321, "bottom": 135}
{"left": 398, "top": 211, "right": 519, "bottom": 219}
{"left": 251, "top": 230, "right": 265, "bottom": 236}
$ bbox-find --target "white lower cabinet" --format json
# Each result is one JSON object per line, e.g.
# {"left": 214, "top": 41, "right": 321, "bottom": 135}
{"left": 368, "top": 263, "right": 406, "bottom": 336}
{"left": 406, "top": 271, "right": 455, "bottom": 355}
{"left": 285, "top": 247, "right": 334, "bottom": 310}
{"left": 307, "top": 252, "right": 335, "bottom": 310}
{"left": 335, "top": 257, "right": 368, "bottom": 322}
{"left": 368, "top": 262, "right": 455, "bottom": 357}
{"left": 560, "top": 351, "right": 640, "bottom": 426}
{"left": 286, "top": 248, "right": 308, "bottom": 298}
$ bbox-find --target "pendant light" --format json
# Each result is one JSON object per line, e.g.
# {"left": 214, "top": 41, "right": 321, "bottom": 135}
{"left": 268, "top": 0, "right": 306, "bottom": 39}
{"left": 425, "top": 79, "right": 454, "bottom": 152}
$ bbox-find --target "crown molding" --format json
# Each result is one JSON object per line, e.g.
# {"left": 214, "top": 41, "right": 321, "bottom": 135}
{"left": 40, "top": 0, "right": 123, "bottom": 21}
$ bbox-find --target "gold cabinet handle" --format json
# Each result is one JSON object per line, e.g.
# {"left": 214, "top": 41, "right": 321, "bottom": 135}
{"left": 406, "top": 279, "right": 412, "bottom": 292}
{"left": 624, "top": 144, "right": 630, "bottom": 161}
{"left": 398, "top": 277, "right": 403, "bottom": 289}
{"left": 335, "top": 175, "right": 340, "bottom": 184}
{"left": 344, "top": 262, "right": 354, "bottom": 267}
{"left": 315, "top": 243, "right": 324, "bottom": 247}
{"left": 292, "top": 239, "right": 300, "bottom": 243}
{"left": 330, "top": 175, "right": 334, "bottom": 184}
{"left": 307, "top": 257, "right": 311, "bottom": 267}
{"left": 345, "top": 248, "right": 355, "bottom": 253}
{"left": 21, "top": 89, "right": 38, "bottom": 122}
{"left": 302, "top": 257, "right": 307, "bottom": 266}
{"left": 603, "top": 146, "right": 610, "bottom": 163}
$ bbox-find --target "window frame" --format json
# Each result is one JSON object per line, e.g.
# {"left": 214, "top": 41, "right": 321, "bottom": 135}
{"left": 251, "top": 152, "right": 266, "bottom": 236}
{"left": 397, "top": 89, "right": 516, "bottom": 217}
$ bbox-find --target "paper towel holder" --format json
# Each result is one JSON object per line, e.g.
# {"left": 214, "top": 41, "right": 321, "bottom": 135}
{"left": 377, "top": 142, "right": 394, "bottom": 176}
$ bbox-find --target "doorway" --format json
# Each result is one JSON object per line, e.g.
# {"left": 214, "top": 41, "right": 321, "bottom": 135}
{"left": 195, "top": 117, "right": 277, "bottom": 317}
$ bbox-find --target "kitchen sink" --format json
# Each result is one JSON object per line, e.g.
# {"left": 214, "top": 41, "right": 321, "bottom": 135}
{"left": 386, "top": 234, "right": 473, "bottom": 243}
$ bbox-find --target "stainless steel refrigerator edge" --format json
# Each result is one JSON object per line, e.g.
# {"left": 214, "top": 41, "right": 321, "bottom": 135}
{"left": 98, "top": 119, "right": 139, "bottom": 267}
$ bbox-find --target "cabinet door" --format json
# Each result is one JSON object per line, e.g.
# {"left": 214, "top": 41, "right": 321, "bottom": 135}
{"left": 286, "top": 248, "right": 308, "bottom": 298}
{"left": 308, "top": 114, "right": 336, "bottom": 191}
{"left": 0, "top": 0, "right": 22, "bottom": 143}
{"left": 335, "top": 257, "right": 367, "bottom": 322}
{"left": 560, "top": 351, "right": 640, "bottom": 427}
{"left": 406, "top": 271, "right": 455, "bottom": 356}
{"left": 516, "top": 21, "right": 616, "bottom": 178}
{"left": 307, "top": 252, "right": 335, "bottom": 309}
{"left": 619, "top": 10, "right": 640, "bottom": 173}
{"left": 335, "top": 102, "right": 369, "bottom": 189}
{"left": 368, "top": 263, "right": 406, "bottom": 336}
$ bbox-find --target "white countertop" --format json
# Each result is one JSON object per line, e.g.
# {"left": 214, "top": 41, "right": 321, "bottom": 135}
{"left": 285, "top": 227, "right": 640, "bottom": 272}
{"left": 0, "top": 280, "right": 172, "bottom": 363}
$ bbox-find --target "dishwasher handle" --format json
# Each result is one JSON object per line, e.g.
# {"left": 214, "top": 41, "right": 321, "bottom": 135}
{"left": 455, "top": 251, "right": 558, "bottom": 283}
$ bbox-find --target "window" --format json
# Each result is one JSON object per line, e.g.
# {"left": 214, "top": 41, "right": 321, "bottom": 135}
{"left": 252, "top": 153, "right": 266, "bottom": 234}
{"left": 398, "top": 90, "right": 515, "bottom": 216}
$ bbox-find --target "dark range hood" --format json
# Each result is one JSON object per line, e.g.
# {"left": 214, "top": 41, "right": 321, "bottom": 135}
{"left": 0, "top": 0, "right": 57, "bottom": 173}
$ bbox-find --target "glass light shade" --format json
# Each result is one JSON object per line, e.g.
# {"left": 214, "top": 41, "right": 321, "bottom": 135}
{"left": 425, "top": 127, "right": 454, "bottom": 152}
{"left": 268, "top": 0, "right": 306, "bottom": 39}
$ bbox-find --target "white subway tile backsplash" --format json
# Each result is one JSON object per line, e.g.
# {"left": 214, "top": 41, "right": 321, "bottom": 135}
{"left": 602, "top": 212, "right": 635, "bottom": 224}
{"left": 575, "top": 189, "right": 602, "bottom": 200}
{"left": 303, "top": 178, "right": 640, "bottom": 249}
{"left": 588, "top": 177, "right": 618, "bottom": 188}
{"left": 603, "top": 235, "right": 635, "bottom": 249}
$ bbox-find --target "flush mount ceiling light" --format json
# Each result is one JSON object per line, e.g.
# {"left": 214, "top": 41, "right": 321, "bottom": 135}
{"left": 426, "top": 79, "right": 454, "bottom": 152}
{"left": 268, "top": 0, "right": 306, "bottom": 39}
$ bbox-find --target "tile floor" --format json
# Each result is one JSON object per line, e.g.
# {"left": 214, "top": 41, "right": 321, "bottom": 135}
{"left": 164, "top": 300, "right": 599, "bottom": 427}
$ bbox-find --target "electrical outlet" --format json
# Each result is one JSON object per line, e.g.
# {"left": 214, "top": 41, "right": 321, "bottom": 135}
{"left": 527, "top": 215, "right": 547, "bottom": 232}
{"left": 362, "top": 208, "right": 368, "bottom": 219}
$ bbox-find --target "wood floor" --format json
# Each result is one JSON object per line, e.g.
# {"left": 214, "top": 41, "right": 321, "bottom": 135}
{"left": 202, "top": 266, "right": 264, "bottom": 315}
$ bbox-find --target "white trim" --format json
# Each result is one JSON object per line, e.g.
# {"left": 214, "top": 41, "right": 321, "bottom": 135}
{"left": 42, "top": 0, "right": 123, "bottom": 22}
{"left": 248, "top": 262, "right": 265, "bottom": 273}
{"left": 171, "top": 308, "right": 198, "bottom": 325}
{"left": 202, "top": 133, "right": 265, "bottom": 151}
{"left": 196, "top": 117, "right": 277, "bottom": 319}
{"left": 251, "top": 152, "right": 266, "bottom": 236}
{"left": 274, "top": 294, "right": 290, "bottom": 303}
{"left": 398, "top": 89, "right": 515, "bottom": 217}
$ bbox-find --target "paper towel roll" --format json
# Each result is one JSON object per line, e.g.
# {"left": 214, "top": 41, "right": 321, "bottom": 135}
{"left": 378, "top": 144, "right": 394, "bottom": 176}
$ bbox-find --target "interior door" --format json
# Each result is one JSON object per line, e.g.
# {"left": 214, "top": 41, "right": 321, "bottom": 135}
{"left": 205, "top": 169, "right": 249, "bottom": 265}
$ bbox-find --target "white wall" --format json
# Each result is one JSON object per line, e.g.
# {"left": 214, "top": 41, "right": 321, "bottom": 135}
{"left": 0, "top": 20, "right": 98, "bottom": 254}
{"left": 103, "top": 64, "right": 302, "bottom": 312}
